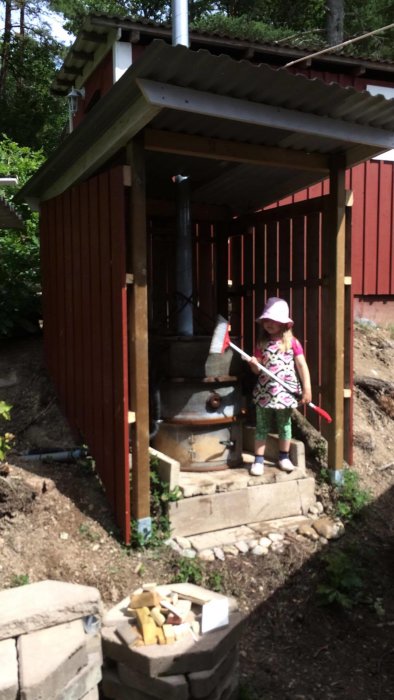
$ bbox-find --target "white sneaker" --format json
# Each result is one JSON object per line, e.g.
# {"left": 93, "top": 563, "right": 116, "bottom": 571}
{"left": 250, "top": 462, "right": 264, "bottom": 476}
{"left": 278, "top": 458, "right": 295, "bottom": 473}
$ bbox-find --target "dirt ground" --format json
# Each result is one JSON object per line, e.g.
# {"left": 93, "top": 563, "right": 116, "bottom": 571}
{"left": 0, "top": 323, "right": 393, "bottom": 700}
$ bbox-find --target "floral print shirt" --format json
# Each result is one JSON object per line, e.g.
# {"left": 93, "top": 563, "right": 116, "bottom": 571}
{"left": 252, "top": 337, "right": 303, "bottom": 409}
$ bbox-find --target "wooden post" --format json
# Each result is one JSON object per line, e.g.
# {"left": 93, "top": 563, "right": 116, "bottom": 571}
{"left": 322, "top": 158, "right": 346, "bottom": 480}
{"left": 126, "top": 136, "right": 151, "bottom": 533}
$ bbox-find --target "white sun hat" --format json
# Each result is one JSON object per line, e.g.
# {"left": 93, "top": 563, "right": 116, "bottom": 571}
{"left": 256, "top": 297, "right": 294, "bottom": 326}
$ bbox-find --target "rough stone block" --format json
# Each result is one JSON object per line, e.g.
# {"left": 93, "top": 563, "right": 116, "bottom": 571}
{"left": 118, "top": 662, "right": 189, "bottom": 700}
{"left": 0, "top": 580, "right": 102, "bottom": 640}
{"left": 18, "top": 619, "right": 88, "bottom": 700}
{"left": 57, "top": 652, "right": 102, "bottom": 700}
{"left": 102, "top": 611, "right": 244, "bottom": 678}
{"left": 101, "top": 670, "right": 156, "bottom": 700}
{"left": 169, "top": 478, "right": 316, "bottom": 536}
{"left": 80, "top": 689, "right": 99, "bottom": 700}
{"left": 242, "top": 428, "right": 305, "bottom": 468}
{"left": 187, "top": 646, "right": 238, "bottom": 698}
{"left": 0, "top": 638, "right": 18, "bottom": 700}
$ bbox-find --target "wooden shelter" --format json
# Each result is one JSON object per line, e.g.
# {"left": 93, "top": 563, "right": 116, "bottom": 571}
{"left": 18, "top": 15, "right": 394, "bottom": 543}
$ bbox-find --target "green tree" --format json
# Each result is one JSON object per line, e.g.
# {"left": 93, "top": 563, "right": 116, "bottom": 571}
{"left": 0, "top": 1, "right": 68, "bottom": 153}
{"left": 0, "top": 136, "right": 45, "bottom": 337}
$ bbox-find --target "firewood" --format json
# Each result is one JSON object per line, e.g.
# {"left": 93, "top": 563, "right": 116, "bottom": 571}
{"left": 162, "top": 624, "right": 175, "bottom": 644}
{"left": 129, "top": 590, "right": 161, "bottom": 609}
{"left": 134, "top": 607, "right": 160, "bottom": 645}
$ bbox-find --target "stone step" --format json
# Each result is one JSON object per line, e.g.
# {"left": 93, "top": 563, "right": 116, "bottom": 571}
{"left": 168, "top": 475, "right": 315, "bottom": 537}
{"left": 187, "top": 515, "right": 310, "bottom": 552}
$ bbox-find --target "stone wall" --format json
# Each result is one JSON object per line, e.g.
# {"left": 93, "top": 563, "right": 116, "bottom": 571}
{"left": 0, "top": 580, "right": 103, "bottom": 700}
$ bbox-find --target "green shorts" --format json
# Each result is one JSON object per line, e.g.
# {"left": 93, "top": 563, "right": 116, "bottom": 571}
{"left": 255, "top": 406, "right": 292, "bottom": 441}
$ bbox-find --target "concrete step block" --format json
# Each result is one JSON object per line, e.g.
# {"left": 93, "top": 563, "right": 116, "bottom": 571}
{"left": 58, "top": 653, "right": 102, "bottom": 700}
{"left": 169, "top": 477, "right": 316, "bottom": 537}
{"left": 187, "top": 646, "right": 238, "bottom": 698}
{"left": 189, "top": 525, "right": 256, "bottom": 552}
{"left": 102, "top": 611, "right": 244, "bottom": 678}
{"left": 101, "top": 669, "right": 155, "bottom": 700}
{"left": 0, "top": 580, "right": 102, "bottom": 640}
{"left": 117, "top": 662, "right": 189, "bottom": 700}
{"left": 0, "top": 638, "right": 18, "bottom": 700}
{"left": 243, "top": 428, "right": 305, "bottom": 468}
{"left": 18, "top": 619, "right": 88, "bottom": 700}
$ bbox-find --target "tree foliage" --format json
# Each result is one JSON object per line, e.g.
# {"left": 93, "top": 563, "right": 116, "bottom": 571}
{"left": 0, "top": 136, "right": 45, "bottom": 337}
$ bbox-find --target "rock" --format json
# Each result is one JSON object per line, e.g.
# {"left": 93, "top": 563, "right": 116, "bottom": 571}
{"left": 166, "top": 539, "right": 182, "bottom": 554}
{"left": 259, "top": 537, "right": 272, "bottom": 548}
{"left": 312, "top": 517, "right": 345, "bottom": 540}
{"left": 251, "top": 545, "right": 269, "bottom": 556}
{"left": 182, "top": 549, "right": 197, "bottom": 559}
{"left": 268, "top": 532, "right": 284, "bottom": 542}
{"left": 213, "top": 547, "right": 225, "bottom": 561}
{"left": 174, "top": 536, "right": 191, "bottom": 550}
{"left": 198, "top": 549, "right": 215, "bottom": 562}
{"left": 316, "top": 501, "right": 324, "bottom": 514}
{"left": 222, "top": 545, "right": 239, "bottom": 556}
{"left": 235, "top": 541, "right": 249, "bottom": 554}
{"left": 297, "top": 523, "right": 320, "bottom": 541}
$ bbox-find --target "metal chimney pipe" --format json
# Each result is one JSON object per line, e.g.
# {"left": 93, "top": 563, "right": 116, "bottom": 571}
{"left": 172, "top": 0, "right": 192, "bottom": 335}
{"left": 172, "top": 0, "right": 189, "bottom": 47}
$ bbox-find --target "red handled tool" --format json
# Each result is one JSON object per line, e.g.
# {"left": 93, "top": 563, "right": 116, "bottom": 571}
{"left": 209, "top": 315, "right": 332, "bottom": 423}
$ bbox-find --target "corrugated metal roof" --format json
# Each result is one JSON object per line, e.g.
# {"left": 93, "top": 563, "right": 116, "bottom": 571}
{"left": 52, "top": 13, "right": 394, "bottom": 96}
{"left": 19, "top": 40, "right": 394, "bottom": 213}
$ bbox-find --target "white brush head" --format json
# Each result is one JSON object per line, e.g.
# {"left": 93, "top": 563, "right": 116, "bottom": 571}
{"left": 209, "top": 315, "right": 230, "bottom": 354}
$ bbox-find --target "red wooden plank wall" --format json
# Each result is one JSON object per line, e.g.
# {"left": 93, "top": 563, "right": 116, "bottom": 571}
{"left": 228, "top": 197, "right": 334, "bottom": 435}
{"left": 40, "top": 167, "right": 130, "bottom": 542}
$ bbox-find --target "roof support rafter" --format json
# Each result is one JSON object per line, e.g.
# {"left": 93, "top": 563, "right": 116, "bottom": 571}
{"left": 137, "top": 78, "right": 394, "bottom": 151}
{"left": 144, "top": 128, "right": 330, "bottom": 172}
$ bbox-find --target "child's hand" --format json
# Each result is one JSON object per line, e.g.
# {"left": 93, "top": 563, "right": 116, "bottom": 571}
{"left": 301, "top": 388, "right": 312, "bottom": 404}
{"left": 248, "top": 356, "right": 261, "bottom": 375}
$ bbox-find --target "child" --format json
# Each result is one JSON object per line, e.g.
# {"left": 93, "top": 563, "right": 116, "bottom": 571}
{"left": 248, "top": 297, "right": 311, "bottom": 476}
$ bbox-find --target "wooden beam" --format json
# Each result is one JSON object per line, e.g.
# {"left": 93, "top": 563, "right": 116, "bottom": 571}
{"left": 40, "top": 97, "right": 160, "bottom": 202}
{"left": 137, "top": 79, "right": 394, "bottom": 151}
{"left": 322, "top": 158, "right": 347, "bottom": 476}
{"left": 144, "top": 129, "right": 330, "bottom": 173}
{"left": 127, "top": 136, "right": 151, "bottom": 522}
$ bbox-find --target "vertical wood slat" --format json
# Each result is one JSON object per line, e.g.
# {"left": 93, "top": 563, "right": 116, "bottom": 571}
{"left": 322, "top": 163, "right": 346, "bottom": 471}
{"left": 305, "top": 211, "right": 321, "bottom": 430}
{"left": 344, "top": 200, "right": 354, "bottom": 465}
{"left": 228, "top": 234, "right": 243, "bottom": 340}
{"left": 363, "top": 161, "right": 379, "bottom": 295}
{"left": 40, "top": 167, "right": 130, "bottom": 543}
{"left": 243, "top": 227, "right": 254, "bottom": 353}
{"left": 63, "top": 190, "right": 75, "bottom": 424}
{"left": 80, "top": 181, "right": 94, "bottom": 446}
{"left": 377, "top": 162, "right": 393, "bottom": 294}
{"left": 98, "top": 173, "right": 115, "bottom": 506}
{"left": 88, "top": 177, "right": 105, "bottom": 468}
{"left": 254, "top": 221, "right": 265, "bottom": 351}
{"left": 71, "top": 186, "right": 83, "bottom": 433}
{"left": 196, "top": 221, "right": 215, "bottom": 331}
{"left": 127, "top": 138, "right": 150, "bottom": 524}
{"left": 110, "top": 169, "right": 130, "bottom": 533}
